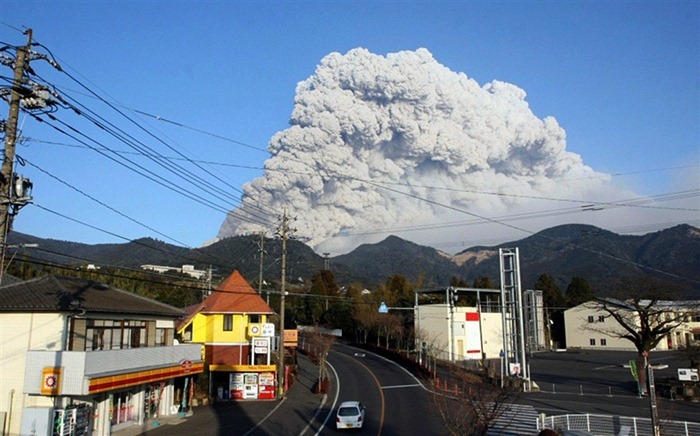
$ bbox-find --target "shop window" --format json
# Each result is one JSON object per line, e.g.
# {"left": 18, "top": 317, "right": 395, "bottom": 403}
{"left": 598, "top": 315, "right": 605, "bottom": 322}
{"left": 223, "top": 314, "right": 233, "bottom": 331}
{"left": 601, "top": 338, "right": 607, "bottom": 346}
{"left": 587, "top": 316, "right": 594, "bottom": 323}
{"left": 110, "top": 391, "right": 135, "bottom": 426}
{"left": 590, "top": 338, "right": 596, "bottom": 346}
{"left": 249, "top": 314, "right": 261, "bottom": 324}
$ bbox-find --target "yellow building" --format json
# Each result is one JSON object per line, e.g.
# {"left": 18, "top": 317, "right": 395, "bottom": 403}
{"left": 177, "top": 270, "right": 277, "bottom": 400}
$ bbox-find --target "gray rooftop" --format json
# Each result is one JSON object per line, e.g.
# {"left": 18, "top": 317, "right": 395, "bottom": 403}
{"left": 0, "top": 275, "right": 184, "bottom": 318}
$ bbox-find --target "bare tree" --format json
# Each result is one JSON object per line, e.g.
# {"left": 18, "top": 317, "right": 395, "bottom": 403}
{"left": 354, "top": 303, "right": 381, "bottom": 343}
{"left": 377, "top": 313, "right": 404, "bottom": 349}
{"left": 584, "top": 278, "right": 699, "bottom": 392}
{"left": 301, "top": 329, "right": 337, "bottom": 393}
{"left": 432, "top": 366, "right": 520, "bottom": 436}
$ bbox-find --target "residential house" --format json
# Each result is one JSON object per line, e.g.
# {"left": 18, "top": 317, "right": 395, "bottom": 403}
{"left": 564, "top": 300, "right": 700, "bottom": 351}
{"left": 0, "top": 275, "right": 204, "bottom": 436}
{"left": 176, "top": 270, "right": 276, "bottom": 400}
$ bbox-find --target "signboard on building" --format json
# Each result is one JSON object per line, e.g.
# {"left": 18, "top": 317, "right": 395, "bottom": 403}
{"left": 678, "top": 368, "right": 699, "bottom": 381}
{"left": 465, "top": 312, "right": 482, "bottom": 359}
{"left": 262, "top": 323, "right": 275, "bottom": 337}
{"left": 41, "top": 367, "right": 62, "bottom": 395}
{"left": 248, "top": 324, "right": 263, "bottom": 337}
{"left": 283, "top": 329, "right": 298, "bottom": 347}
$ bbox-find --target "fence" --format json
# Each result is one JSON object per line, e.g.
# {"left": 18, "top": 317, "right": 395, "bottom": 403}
{"left": 538, "top": 413, "right": 700, "bottom": 436}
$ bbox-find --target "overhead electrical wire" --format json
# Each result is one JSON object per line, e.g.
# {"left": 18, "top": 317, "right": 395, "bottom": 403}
{"left": 51, "top": 76, "right": 277, "bottom": 221}
{"left": 24, "top": 135, "right": 697, "bottom": 217}
{"left": 12, "top": 44, "right": 277, "bottom": 228}
{"left": 29, "top": 50, "right": 281, "bottom": 220}
{"left": 27, "top": 203, "right": 267, "bottom": 275}
{"left": 33, "top": 85, "right": 275, "bottom": 226}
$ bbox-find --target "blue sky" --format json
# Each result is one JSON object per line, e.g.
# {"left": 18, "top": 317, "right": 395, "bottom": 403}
{"left": 1, "top": 1, "right": 698, "bottom": 254}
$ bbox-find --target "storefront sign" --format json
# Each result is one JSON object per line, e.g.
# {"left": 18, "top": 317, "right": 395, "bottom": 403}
{"left": 283, "top": 329, "right": 298, "bottom": 347}
{"left": 253, "top": 337, "right": 269, "bottom": 354}
{"left": 180, "top": 359, "right": 193, "bottom": 373}
{"left": 262, "top": 323, "right": 275, "bottom": 337}
{"left": 41, "top": 367, "right": 62, "bottom": 395}
{"left": 248, "top": 324, "right": 262, "bottom": 336}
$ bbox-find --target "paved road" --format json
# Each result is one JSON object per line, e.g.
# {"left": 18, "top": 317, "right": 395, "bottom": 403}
{"left": 324, "top": 343, "right": 446, "bottom": 435}
{"left": 522, "top": 350, "right": 700, "bottom": 424}
{"left": 115, "top": 348, "right": 700, "bottom": 436}
{"left": 115, "top": 351, "right": 330, "bottom": 436}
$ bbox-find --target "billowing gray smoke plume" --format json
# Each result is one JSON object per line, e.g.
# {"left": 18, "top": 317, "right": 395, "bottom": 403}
{"left": 218, "top": 48, "right": 614, "bottom": 254}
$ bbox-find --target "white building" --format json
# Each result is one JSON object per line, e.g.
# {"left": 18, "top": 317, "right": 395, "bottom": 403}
{"left": 416, "top": 303, "right": 503, "bottom": 360}
{"left": 414, "top": 288, "right": 547, "bottom": 362}
{"left": 141, "top": 264, "right": 207, "bottom": 280}
{"left": 564, "top": 299, "right": 700, "bottom": 351}
{"left": 0, "top": 275, "right": 204, "bottom": 436}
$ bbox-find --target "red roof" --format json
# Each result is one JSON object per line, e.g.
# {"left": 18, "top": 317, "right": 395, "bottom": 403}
{"left": 176, "top": 270, "right": 274, "bottom": 332}
{"left": 202, "top": 270, "right": 274, "bottom": 314}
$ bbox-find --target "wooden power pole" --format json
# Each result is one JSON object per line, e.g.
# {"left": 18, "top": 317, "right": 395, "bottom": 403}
{"left": 0, "top": 30, "right": 33, "bottom": 278}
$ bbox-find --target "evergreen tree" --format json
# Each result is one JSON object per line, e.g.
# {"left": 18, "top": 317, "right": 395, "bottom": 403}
{"left": 565, "top": 276, "right": 594, "bottom": 307}
{"left": 472, "top": 276, "right": 495, "bottom": 289}
{"left": 450, "top": 276, "right": 469, "bottom": 287}
{"left": 385, "top": 274, "right": 413, "bottom": 306}
{"left": 534, "top": 274, "right": 565, "bottom": 309}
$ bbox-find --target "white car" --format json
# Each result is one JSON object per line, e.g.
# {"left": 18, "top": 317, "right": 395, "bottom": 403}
{"left": 335, "top": 401, "right": 365, "bottom": 429}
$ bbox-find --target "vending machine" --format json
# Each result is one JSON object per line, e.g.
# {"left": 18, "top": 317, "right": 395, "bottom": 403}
{"left": 242, "top": 373, "right": 258, "bottom": 399}
{"left": 230, "top": 373, "right": 244, "bottom": 399}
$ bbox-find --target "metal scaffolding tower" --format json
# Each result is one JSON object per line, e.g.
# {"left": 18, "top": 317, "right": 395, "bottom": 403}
{"left": 499, "top": 248, "right": 530, "bottom": 391}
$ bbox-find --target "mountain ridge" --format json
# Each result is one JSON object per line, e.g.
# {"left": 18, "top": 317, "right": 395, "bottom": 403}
{"left": 7, "top": 223, "right": 699, "bottom": 295}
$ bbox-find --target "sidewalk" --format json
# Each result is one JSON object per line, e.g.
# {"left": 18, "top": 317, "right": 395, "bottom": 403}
{"left": 113, "top": 352, "right": 326, "bottom": 436}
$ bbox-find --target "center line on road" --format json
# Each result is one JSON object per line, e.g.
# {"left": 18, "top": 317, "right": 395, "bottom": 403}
{"left": 593, "top": 365, "right": 618, "bottom": 370}
{"left": 381, "top": 383, "right": 423, "bottom": 390}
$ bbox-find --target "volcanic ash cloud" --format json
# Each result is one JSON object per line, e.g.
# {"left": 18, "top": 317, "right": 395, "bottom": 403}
{"left": 217, "top": 48, "right": 606, "bottom": 253}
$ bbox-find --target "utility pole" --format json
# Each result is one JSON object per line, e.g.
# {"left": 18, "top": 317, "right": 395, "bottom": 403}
{"left": 257, "top": 231, "right": 267, "bottom": 304}
{"left": 277, "top": 211, "right": 291, "bottom": 398}
{"left": 0, "top": 30, "right": 33, "bottom": 280}
{"left": 645, "top": 352, "right": 661, "bottom": 436}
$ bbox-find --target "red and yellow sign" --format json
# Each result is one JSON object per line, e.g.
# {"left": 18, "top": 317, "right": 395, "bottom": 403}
{"left": 41, "top": 367, "right": 62, "bottom": 395}
{"left": 88, "top": 361, "right": 204, "bottom": 394}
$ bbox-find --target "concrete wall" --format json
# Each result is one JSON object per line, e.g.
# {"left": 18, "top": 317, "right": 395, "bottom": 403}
{"left": 416, "top": 304, "right": 504, "bottom": 361}
{"left": 0, "top": 312, "right": 64, "bottom": 435}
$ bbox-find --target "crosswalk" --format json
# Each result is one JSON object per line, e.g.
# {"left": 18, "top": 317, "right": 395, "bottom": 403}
{"left": 487, "top": 403, "right": 540, "bottom": 435}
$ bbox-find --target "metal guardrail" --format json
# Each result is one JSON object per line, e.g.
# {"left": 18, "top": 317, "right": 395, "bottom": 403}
{"left": 538, "top": 413, "right": 700, "bottom": 436}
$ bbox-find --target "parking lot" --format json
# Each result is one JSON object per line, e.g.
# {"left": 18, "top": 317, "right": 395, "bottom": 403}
{"left": 523, "top": 349, "right": 700, "bottom": 424}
